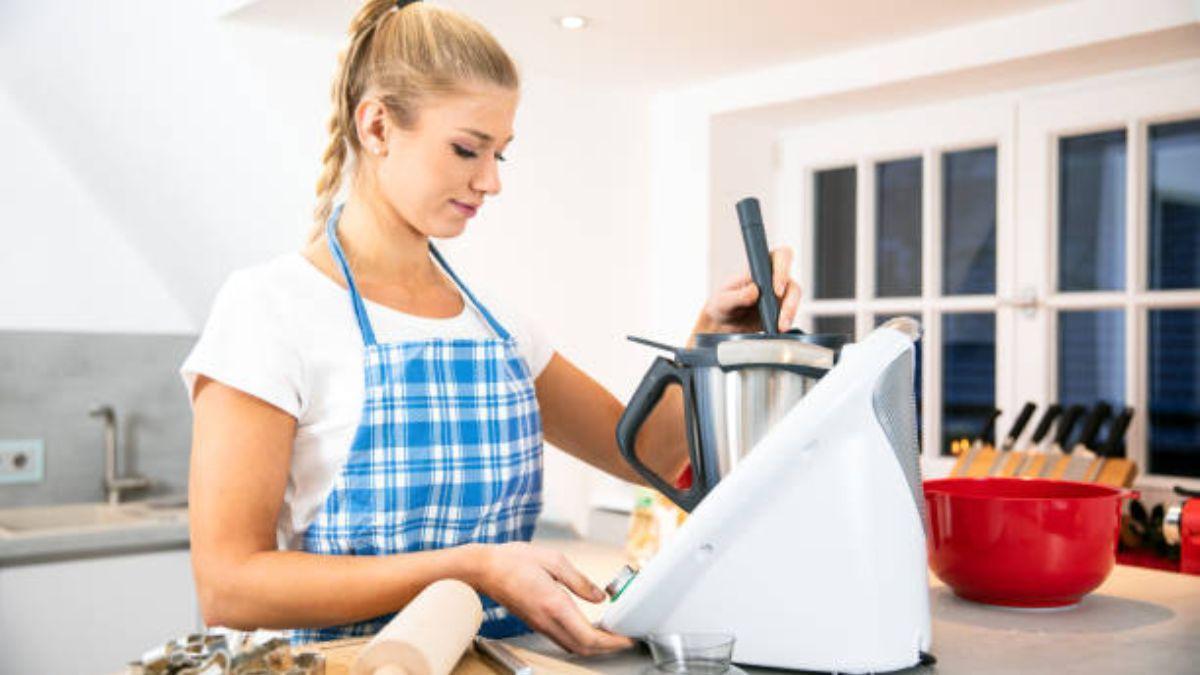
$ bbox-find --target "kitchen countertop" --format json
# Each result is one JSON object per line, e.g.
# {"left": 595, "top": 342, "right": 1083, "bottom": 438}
{"left": 16, "top": 509, "right": 1199, "bottom": 673}
{"left": 0, "top": 503, "right": 189, "bottom": 566}
{"left": 529, "top": 537, "right": 1200, "bottom": 675}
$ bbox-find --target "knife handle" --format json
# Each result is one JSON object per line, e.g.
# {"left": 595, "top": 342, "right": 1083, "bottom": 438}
{"left": 975, "top": 408, "right": 1002, "bottom": 445}
{"left": 1075, "top": 402, "right": 1112, "bottom": 451}
{"left": 1029, "top": 404, "right": 1063, "bottom": 444}
{"left": 1054, "top": 405, "right": 1086, "bottom": 447}
{"left": 1100, "top": 407, "right": 1134, "bottom": 458}
{"left": 1005, "top": 402, "right": 1038, "bottom": 444}
{"left": 474, "top": 637, "right": 533, "bottom": 675}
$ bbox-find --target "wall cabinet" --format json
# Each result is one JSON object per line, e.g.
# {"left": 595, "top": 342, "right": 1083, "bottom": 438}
{"left": 0, "top": 549, "right": 200, "bottom": 674}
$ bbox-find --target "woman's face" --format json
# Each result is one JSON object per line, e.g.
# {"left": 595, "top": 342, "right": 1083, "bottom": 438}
{"left": 366, "top": 82, "right": 517, "bottom": 239}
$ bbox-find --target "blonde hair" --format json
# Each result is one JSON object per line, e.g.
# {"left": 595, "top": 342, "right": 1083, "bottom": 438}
{"left": 310, "top": 0, "right": 519, "bottom": 241}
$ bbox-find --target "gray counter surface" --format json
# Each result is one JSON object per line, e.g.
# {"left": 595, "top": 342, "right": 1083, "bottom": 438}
{"left": 14, "top": 511, "right": 1200, "bottom": 673}
{"left": 528, "top": 537, "right": 1200, "bottom": 675}
{"left": 0, "top": 504, "right": 189, "bottom": 566}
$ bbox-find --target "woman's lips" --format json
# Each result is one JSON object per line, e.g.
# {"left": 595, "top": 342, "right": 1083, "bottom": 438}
{"left": 451, "top": 200, "right": 478, "bottom": 218}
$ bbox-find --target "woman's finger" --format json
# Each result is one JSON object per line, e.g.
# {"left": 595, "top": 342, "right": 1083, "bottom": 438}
{"left": 534, "top": 614, "right": 583, "bottom": 655}
{"left": 778, "top": 279, "right": 802, "bottom": 332}
{"left": 548, "top": 555, "right": 606, "bottom": 603}
{"left": 552, "top": 608, "right": 635, "bottom": 656}
{"left": 770, "top": 246, "right": 794, "bottom": 297}
{"left": 709, "top": 283, "right": 758, "bottom": 317}
{"left": 720, "top": 273, "right": 753, "bottom": 292}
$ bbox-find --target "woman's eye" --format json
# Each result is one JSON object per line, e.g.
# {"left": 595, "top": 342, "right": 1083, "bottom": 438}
{"left": 452, "top": 143, "right": 477, "bottom": 159}
{"left": 495, "top": 152, "right": 507, "bottom": 162}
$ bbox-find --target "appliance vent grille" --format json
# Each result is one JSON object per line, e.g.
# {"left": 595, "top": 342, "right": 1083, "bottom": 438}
{"left": 872, "top": 349, "right": 926, "bottom": 531}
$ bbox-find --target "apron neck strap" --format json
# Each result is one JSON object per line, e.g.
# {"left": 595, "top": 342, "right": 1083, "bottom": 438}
{"left": 428, "top": 244, "right": 512, "bottom": 341}
{"left": 324, "top": 204, "right": 513, "bottom": 345}
{"left": 325, "top": 204, "right": 377, "bottom": 346}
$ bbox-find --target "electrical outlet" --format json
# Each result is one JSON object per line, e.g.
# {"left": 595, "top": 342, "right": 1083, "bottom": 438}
{"left": 0, "top": 439, "right": 44, "bottom": 485}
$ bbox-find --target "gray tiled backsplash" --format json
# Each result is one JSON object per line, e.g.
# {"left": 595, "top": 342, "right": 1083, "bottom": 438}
{"left": 0, "top": 331, "right": 196, "bottom": 508}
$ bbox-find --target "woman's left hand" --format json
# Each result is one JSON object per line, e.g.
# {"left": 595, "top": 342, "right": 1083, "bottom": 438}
{"left": 693, "top": 246, "right": 801, "bottom": 336}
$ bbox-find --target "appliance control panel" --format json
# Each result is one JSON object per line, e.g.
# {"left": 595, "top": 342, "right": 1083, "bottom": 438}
{"left": 605, "top": 564, "right": 639, "bottom": 601}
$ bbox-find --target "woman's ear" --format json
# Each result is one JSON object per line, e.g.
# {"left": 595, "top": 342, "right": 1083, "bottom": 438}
{"left": 354, "top": 97, "right": 389, "bottom": 157}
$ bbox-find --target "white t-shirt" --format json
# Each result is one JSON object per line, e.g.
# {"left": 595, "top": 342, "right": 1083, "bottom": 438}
{"left": 180, "top": 252, "right": 554, "bottom": 549}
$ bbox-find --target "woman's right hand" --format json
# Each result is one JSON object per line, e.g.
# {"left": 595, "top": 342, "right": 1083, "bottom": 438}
{"left": 474, "top": 542, "right": 635, "bottom": 656}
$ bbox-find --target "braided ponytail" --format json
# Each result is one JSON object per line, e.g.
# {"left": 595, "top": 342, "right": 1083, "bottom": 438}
{"left": 309, "top": 0, "right": 520, "bottom": 241}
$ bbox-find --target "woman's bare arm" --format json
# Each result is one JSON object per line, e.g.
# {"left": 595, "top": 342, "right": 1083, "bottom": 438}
{"left": 535, "top": 353, "right": 690, "bottom": 486}
{"left": 188, "top": 376, "right": 630, "bottom": 654}
{"left": 535, "top": 246, "right": 802, "bottom": 487}
{"left": 188, "top": 376, "right": 481, "bottom": 629}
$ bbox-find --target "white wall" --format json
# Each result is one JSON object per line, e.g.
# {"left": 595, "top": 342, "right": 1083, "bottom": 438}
{"left": 3, "top": 0, "right": 1196, "bottom": 531}
{"left": 0, "top": 0, "right": 655, "bottom": 531}
{"left": 0, "top": 89, "right": 193, "bottom": 333}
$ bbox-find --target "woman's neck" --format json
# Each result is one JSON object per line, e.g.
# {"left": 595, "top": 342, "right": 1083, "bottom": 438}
{"left": 335, "top": 191, "right": 440, "bottom": 287}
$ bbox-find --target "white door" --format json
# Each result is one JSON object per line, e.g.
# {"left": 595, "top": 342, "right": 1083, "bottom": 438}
{"left": 1015, "top": 61, "right": 1200, "bottom": 488}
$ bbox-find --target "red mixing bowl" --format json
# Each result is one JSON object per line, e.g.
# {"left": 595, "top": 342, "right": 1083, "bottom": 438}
{"left": 923, "top": 477, "right": 1136, "bottom": 608}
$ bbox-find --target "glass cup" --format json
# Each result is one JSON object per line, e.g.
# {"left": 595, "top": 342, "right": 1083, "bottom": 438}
{"left": 645, "top": 632, "right": 736, "bottom": 675}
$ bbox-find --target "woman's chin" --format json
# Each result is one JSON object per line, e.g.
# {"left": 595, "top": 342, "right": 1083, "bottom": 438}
{"left": 425, "top": 218, "right": 469, "bottom": 240}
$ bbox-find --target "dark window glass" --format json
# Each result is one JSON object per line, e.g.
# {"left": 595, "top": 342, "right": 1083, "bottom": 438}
{"left": 876, "top": 157, "right": 923, "bottom": 297}
{"left": 814, "top": 167, "right": 856, "bottom": 299}
{"left": 877, "top": 314, "right": 923, "bottom": 451}
{"left": 1057, "top": 310, "right": 1125, "bottom": 412}
{"left": 942, "top": 313, "right": 995, "bottom": 455}
{"left": 943, "top": 148, "right": 997, "bottom": 295}
{"left": 1149, "top": 119, "right": 1200, "bottom": 290}
{"left": 1149, "top": 309, "right": 1200, "bottom": 477}
{"left": 1059, "top": 130, "right": 1126, "bottom": 291}
{"left": 812, "top": 314, "right": 855, "bottom": 338}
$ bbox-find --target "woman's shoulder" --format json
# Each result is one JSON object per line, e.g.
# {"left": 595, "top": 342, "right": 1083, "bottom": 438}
{"left": 213, "top": 253, "right": 328, "bottom": 312}
{"left": 199, "top": 253, "right": 341, "bottom": 343}
{"left": 220, "top": 251, "right": 315, "bottom": 293}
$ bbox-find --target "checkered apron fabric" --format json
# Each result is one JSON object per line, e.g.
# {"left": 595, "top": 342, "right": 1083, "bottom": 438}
{"left": 289, "top": 205, "right": 543, "bottom": 644}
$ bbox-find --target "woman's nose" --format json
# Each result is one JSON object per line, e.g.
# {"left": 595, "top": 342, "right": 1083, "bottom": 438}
{"left": 471, "top": 157, "right": 502, "bottom": 196}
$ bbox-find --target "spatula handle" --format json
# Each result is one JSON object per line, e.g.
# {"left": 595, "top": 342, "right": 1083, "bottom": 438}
{"left": 736, "top": 197, "right": 780, "bottom": 335}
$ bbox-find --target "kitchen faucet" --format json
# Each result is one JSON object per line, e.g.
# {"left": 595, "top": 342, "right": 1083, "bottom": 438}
{"left": 89, "top": 404, "right": 150, "bottom": 504}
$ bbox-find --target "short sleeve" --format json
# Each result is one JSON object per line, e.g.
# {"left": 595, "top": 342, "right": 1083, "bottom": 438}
{"left": 481, "top": 294, "right": 554, "bottom": 378}
{"left": 180, "top": 271, "right": 305, "bottom": 417}
{"left": 516, "top": 311, "right": 555, "bottom": 378}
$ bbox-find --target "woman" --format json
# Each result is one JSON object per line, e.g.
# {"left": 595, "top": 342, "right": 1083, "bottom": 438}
{"left": 182, "top": 0, "right": 800, "bottom": 656}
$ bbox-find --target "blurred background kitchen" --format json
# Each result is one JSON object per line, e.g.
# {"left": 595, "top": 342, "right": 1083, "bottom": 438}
{"left": 0, "top": 0, "right": 1197, "bottom": 672}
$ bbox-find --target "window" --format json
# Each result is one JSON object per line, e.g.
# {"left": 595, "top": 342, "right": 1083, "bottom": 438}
{"left": 786, "top": 64, "right": 1200, "bottom": 483}
{"left": 813, "top": 167, "right": 856, "bottom": 300}
{"left": 788, "top": 102, "right": 1005, "bottom": 463}
{"left": 876, "top": 158, "right": 923, "bottom": 298}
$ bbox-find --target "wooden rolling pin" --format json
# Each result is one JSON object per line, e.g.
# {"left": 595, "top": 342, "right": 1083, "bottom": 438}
{"left": 353, "top": 579, "right": 483, "bottom": 675}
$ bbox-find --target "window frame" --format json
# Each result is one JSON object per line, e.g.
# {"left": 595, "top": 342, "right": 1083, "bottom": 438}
{"left": 781, "top": 60, "right": 1200, "bottom": 487}
{"left": 778, "top": 95, "right": 1016, "bottom": 479}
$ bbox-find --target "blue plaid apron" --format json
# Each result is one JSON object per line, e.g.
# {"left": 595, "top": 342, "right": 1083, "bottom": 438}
{"left": 290, "top": 204, "right": 544, "bottom": 643}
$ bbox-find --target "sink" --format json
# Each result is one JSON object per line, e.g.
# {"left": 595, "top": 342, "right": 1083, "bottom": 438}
{"left": 0, "top": 501, "right": 187, "bottom": 536}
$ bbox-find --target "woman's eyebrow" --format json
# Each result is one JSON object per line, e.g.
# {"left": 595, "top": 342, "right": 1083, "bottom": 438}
{"left": 457, "top": 127, "right": 514, "bottom": 144}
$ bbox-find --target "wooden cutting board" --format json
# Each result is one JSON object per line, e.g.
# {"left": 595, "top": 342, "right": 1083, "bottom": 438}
{"left": 309, "top": 637, "right": 602, "bottom": 675}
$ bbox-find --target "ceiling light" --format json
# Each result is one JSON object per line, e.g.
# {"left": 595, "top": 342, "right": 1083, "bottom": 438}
{"left": 557, "top": 15, "right": 587, "bottom": 30}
